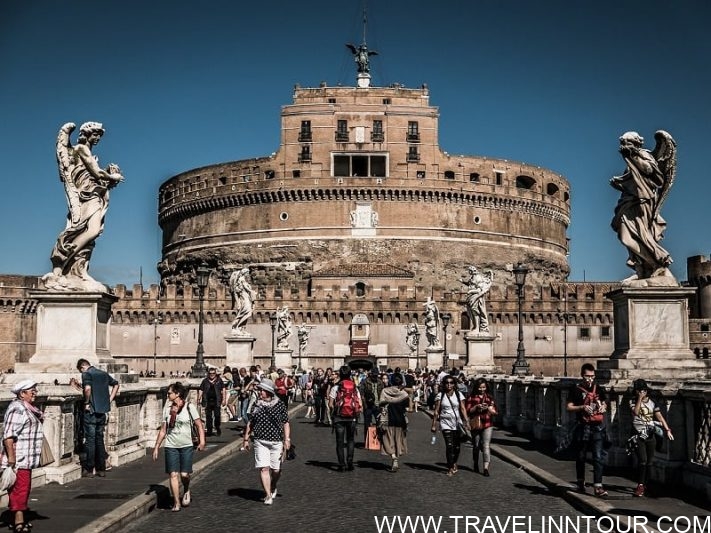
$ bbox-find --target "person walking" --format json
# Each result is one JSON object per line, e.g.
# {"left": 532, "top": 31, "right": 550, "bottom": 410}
{"left": 566, "top": 363, "right": 609, "bottom": 497}
{"left": 379, "top": 373, "right": 410, "bottom": 472}
{"left": 361, "top": 369, "right": 384, "bottom": 434}
{"left": 152, "top": 382, "right": 206, "bottom": 511}
{"left": 328, "top": 366, "right": 362, "bottom": 472}
{"left": 312, "top": 368, "right": 327, "bottom": 425}
{"left": 76, "top": 358, "right": 119, "bottom": 478}
{"left": 466, "top": 378, "right": 497, "bottom": 476}
{"left": 2, "top": 380, "right": 44, "bottom": 533}
{"left": 629, "top": 378, "right": 674, "bottom": 497}
{"left": 243, "top": 379, "right": 291, "bottom": 505}
{"left": 197, "top": 367, "right": 226, "bottom": 436}
{"left": 431, "top": 376, "right": 469, "bottom": 477}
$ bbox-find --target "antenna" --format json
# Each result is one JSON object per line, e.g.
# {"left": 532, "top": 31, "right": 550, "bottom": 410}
{"left": 362, "top": 2, "right": 367, "bottom": 45}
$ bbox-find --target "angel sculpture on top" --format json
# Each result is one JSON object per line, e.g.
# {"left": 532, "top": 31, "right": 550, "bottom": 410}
{"left": 610, "top": 130, "right": 677, "bottom": 286}
{"left": 346, "top": 43, "right": 378, "bottom": 74}
{"left": 229, "top": 267, "right": 257, "bottom": 335}
{"left": 44, "top": 122, "right": 124, "bottom": 292}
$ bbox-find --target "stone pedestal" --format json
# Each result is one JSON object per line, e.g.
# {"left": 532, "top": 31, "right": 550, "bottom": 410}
{"left": 426, "top": 347, "right": 444, "bottom": 370}
{"left": 225, "top": 334, "right": 255, "bottom": 368}
{"left": 14, "top": 291, "right": 127, "bottom": 379}
{"left": 274, "top": 348, "right": 294, "bottom": 370}
{"left": 463, "top": 331, "right": 500, "bottom": 374}
{"left": 598, "top": 287, "right": 711, "bottom": 380}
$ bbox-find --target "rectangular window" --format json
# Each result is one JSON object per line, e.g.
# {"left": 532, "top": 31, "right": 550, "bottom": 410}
{"left": 292, "top": 170, "right": 301, "bottom": 178}
{"left": 371, "top": 120, "right": 384, "bottom": 142}
{"left": 601, "top": 326, "right": 611, "bottom": 339}
{"left": 334, "top": 155, "right": 350, "bottom": 177}
{"left": 701, "top": 323, "right": 710, "bottom": 332}
{"left": 407, "top": 146, "right": 419, "bottom": 162}
{"left": 371, "top": 156, "right": 386, "bottom": 177}
{"left": 407, "top": 121, "right": 420, "bottom": 142}
{"left": 335, "top": 120, "right": 349, "bottom": 142}
{"left": 333, "top": 154, "right": 389, "bottom": 178}
{"left": 299, "top": 145, "right": 311, "bottom": 162}
{"left": 416, "top": 171, "right": 426, "bottom": 179}
{"left": 328, "top": 98, "right": 336, "bottom": 104}
{"left": 299, "top": 120, "right": 312, "bottom": 142}
{"left": 579, "top": 327, "right": 591, "bottom": 340}
{"left": 352, "top": 156, "right": 368, "bottom": 177}
{"left": 382, "top": 98, "right": 391, "bottom": 105}
{"left": 495, "top": 171, "right": 503, "bottom": 185}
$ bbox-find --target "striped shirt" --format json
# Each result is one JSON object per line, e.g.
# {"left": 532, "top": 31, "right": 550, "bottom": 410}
{"left": 2, "top": 399, "right": 44, "bottom": 469}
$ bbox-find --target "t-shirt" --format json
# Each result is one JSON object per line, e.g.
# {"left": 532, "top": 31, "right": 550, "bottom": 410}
{"left": 437, "top": 391, "right": 464, "bottom": 431}
{"left": 629, "top": 398, "right": 659, "bottom": 433}
{"left": 82, "top": 366, "right": 119, "bottom": 414}
{"left": 162, "top": 402, "right": 200, "bottom": 449}
{"left": 567, "top": 381, "right": 608, "bottom": 425}
{"left": 250, "top": 399, "right": 289, "bottom": 442}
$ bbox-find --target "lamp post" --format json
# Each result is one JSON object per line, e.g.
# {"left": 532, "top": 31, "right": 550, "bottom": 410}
{"left": 152, "top": 313, "right": 162, "bottom": 375}
{"left": 562, "top": 290, "right": 568, "bottom": 377}
{"left": 441, "top": 312, "right": 451, "bottom": 370}
{"left": 192, "top": 263, "right": 210, "bottom": 378}
{"left": 511, "top": 263, "right": 530, "bottom": 376}
{"left": 269, "top": 313, "right": 277, "bottom": 369}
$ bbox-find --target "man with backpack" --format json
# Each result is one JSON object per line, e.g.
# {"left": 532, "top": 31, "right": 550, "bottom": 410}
{"left": 566, "top": 363, "right": 609, "bottom": 497}
{"left": 328, "top": 366, "right": 363, "bottom": 471}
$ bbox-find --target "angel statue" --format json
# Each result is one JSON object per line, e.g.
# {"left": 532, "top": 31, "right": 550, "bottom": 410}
{"left": 276, "top": 306, "right": 293, "bottom": 349}
{"left": 423, "top": 297, "right": 441, "bottom": 349}
{"left": 346, "top": 43, "right": 378, "bottom": 74}
{"left": 610, "top": 130, "right": 677, "bottom": 286}
{"left": 229, "top": 267, "right": 256, "bottom": 335}
{"left": 297, "top": 323, "right": 310, "bottom": 354}
{"left": 43, "top": 122, "right": 124, "bottom": 291}
{"left": 460, "top": 265, "right": 494, "bottom": 333}
{"left": 405, "top": 322, "right": 420, "bottom": 355}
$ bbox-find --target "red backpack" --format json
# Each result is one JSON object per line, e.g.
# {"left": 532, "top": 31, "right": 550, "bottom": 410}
{"left": 335, "top": 380, "right": 362, "bottom": 418}
{"left": 577, "top": 384, "right": 604, "bottom": 424}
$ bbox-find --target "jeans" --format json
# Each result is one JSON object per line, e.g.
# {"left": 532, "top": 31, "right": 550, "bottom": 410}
{"left": 83, "top": 411, "right": 107, "bottom": 472}
{"left": 472, "top": 426, "right": 493, "bottom": 466}
{"left": 575, "top": 425, "right": 605, "bottom": 484}
{"left": 334, "top": 420, "right": 356, "bottom": 467}
{"left": 314, "top": 396, "right": 326, "bottom": 424}
{"left": 635, "top": 433, "right": 656, "bottom": 484}
{"left": 442, "top": 429, "right": 461, "bottom": 469}
{"left": 240, "top": 398, "right": 250, "bottom": 422}
{"left": 204, "top": 402, "right": 220, "bottom": 433}
{"left": 362, "top": 405, "right": 379, "bottom": 433}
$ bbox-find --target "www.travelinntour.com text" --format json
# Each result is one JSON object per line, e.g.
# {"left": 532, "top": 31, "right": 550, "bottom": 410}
{"left": 373, "top": 515, "right": 711, "bottom": 533}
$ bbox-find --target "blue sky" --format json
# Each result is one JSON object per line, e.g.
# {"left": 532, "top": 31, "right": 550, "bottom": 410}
{"left": 1, "top": 1, "right": 709, "bottom": 287}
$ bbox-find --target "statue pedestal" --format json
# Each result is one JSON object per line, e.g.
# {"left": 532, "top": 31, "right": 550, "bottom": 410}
{"left": 274, "top": 349, "right": 294, "bottom": 370}
{"left": 463, "top": 332, "right": 500, "bottom": 374}
{"left": 426, "top": 347, "right": 444, "bottom": 370}
{"left": 15, "top": 291, "right": 126, "bottom": 376}
{"left": 225, "top": 334, "right": 255, "bottom": 368}
{"left": 597, "top": 287, "right": 711, "bottom": 380}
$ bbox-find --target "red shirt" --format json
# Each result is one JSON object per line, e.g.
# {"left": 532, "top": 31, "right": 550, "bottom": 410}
{"left": 465, "top": 393, "right": 497, "bottom": 429}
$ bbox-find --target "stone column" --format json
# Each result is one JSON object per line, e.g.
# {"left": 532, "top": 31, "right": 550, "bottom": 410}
{"left": 463, "top": 332, "right": 500, "bottom": 374}
{"left": 224, "top": 334, "right": 256, "bottom": 368}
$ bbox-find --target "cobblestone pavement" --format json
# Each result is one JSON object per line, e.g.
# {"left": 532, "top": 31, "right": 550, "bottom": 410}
{"left": 122, "top": 409, "right": 602, "bottom": 533}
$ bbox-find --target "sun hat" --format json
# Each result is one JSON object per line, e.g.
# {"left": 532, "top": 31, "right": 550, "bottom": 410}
{"left": 257, "top": 378, "right": 276, "bottom": 395}
{"left": 11, "top": 379, "right": 37, "bottom": 395}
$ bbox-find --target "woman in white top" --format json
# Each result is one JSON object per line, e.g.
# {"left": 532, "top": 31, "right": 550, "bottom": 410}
{"left": 431, "top": 376, "right": 470, "bottom": 476}
{"left": 629, "top": 379, "right": 673, "bottom": 497}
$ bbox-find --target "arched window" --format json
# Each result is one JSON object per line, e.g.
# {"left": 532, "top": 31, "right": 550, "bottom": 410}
{"left": 355, "top": 282, "right": 366, "bottom": 297}
{"left": 515, "top": 175, "right": 536, "bottom": 190}
{"left": 546, "top": 183, "right": 560, "bottom": 197}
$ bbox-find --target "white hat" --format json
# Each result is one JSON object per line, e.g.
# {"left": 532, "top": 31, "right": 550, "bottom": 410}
{"left": 11, "top": 379, "right": 37, "bottom": 395}
{"left": 256, "top": 378, "right": 276, "bottom": 395}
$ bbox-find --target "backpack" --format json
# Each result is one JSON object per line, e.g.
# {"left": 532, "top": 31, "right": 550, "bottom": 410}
{"left": 335, "top": 380, "right": 362, "bottom": 418}
{"left": 578, "top": 384, "right": 604, "bottom": 424}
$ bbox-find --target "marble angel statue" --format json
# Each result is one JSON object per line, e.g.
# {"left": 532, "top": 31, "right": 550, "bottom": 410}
{"left": 229, "top": 267, "right": 256, "bottom": 335}
{"left": 423, "top": 297, "right": 441, "bottom": 349}
{"left": 276, "top": 306, "right": 293, "bottom": 349}
{"left": 460, "top": 265, "right": 493, "bottom": 333}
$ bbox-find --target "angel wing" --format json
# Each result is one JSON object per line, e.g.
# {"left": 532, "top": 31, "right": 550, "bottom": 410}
{"left": 228, "top": 270, "right": 239, "bottom": 309}
{"left": 345, "top": 44, "right": 357, "bottom": 55}
{"left": 56, "top": 122, "right": 82, "bottom": 224}
{"left": 368, "top": 50, "right": 379, "bottom": 57}
{"left": 651, "top": 130, "right": 676, "bottom": 218}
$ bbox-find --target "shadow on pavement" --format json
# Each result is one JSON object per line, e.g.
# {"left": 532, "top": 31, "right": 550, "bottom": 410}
{"left": 226, "top": 487, "right": 267, "bottom": 501}
{"left": 354, "top": 459, "right": 388, "bottom": 471}
{"left": 304, "top": 459, "right": 340, "bottom": 471}
{"left": 403, "top": 462, "right": 448, "bottom": 473}
{"left": 144, "top": 483, "right": 173, "bottom": 509}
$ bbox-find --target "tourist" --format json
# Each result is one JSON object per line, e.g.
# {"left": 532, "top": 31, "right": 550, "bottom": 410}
{"left": 566, "top": 363, "right": 608, "bottom": 497}
{"left": 379, "top": 373, "right": 410, "bottom": 472}
{"left": 243, "top": 379, "right": 291, "bottom": 505}
{"left": 431, "top": 376, "right": 469, "bottom": 476}
{"left": 629, "top": 379, "right": 673, "bottom": 497}
{"left": 197, "top": 367, "right": 226, "bottom": 436}
{"left": 312, "top": 368, "right": 327, "bottom": 425}
{"left": 328, "top": 366, "right": 362, "bottom": 472}
{"left": 466, "top": 378, "right": 497, "bottom": 476}
{"left": 304, "top": 372, "right": 315, "bottom": 419}
{"left": 2, "top": 380, "right": 44, "bottom": 533}
{"left": 152, "top": 382, "right": 205, "bottom": 511}
{"left": 361, "top": 369, "right": 384, "bottom": 434}
{"left": 76, "top": 358, "right": 119, "bottom": 478}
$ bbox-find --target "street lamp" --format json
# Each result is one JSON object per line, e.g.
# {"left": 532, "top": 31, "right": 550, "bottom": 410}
{"left": 511, "top": 263, "right": 530, "bottom": 376}
{"left": 152, "top": 312, "right": 163, "bottom": 375}
{"left": 441, "top": 312, "right": 451, "bottom": 370}
{"left": 269, "top": 313, "right": 277, "bottom": 369}
{"left": 192, "top": 263, "right": 210, "bottom": 378}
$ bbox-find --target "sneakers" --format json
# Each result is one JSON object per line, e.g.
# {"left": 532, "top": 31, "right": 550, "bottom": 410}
{"left": 633, "top": 483, "right": 645, "bottom": 497}
{"left": 81, "top": 469, "right": 95, "bottom": 478}
{"left": 271, "top": 488, "right": 278, "bottom": 499}
{"left": 264, "top": 496, "right": 273, "bottom": 505}
{"left": 594, "top": 486, "right": 608, "bottom": 498}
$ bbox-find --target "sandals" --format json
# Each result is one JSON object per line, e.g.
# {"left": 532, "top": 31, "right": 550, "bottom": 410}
{"left": 13, "top": 524, "right": 31, "bottom": 533}
{"left": 170, "top": 505, "right": 181, "bottom": 512}
{"left": 181, "top": 491, "right": 191, "bottom": 507}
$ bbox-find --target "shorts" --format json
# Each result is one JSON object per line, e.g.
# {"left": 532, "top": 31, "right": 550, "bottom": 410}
{"left": 164, "top": 445, "right": 194, "bottom": 474}
{"left": 8, "top": 468, "right": 31, "bottom": 511}
{"left": 254, "top": 439, "right": 283, "bottom": 470}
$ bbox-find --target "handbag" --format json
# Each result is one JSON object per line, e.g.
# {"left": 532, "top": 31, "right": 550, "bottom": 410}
{"left": 376, "top": 405, "right": 389, "bottom": 430}
{"left": 365, "top": 426, "right": 381, "bottom": 450}
{"left": 285, "top": 444, "right": 296, "bottom": 461}
{"left": 186, "top": 405, "right": 200, "bottom": 448}
{"left": 457, "top": 423, "right": 471, "bottom": 442}
{"left": 39, "top": 436, "right": 55, "bottom": 467}
{"left": 470, "top": 415, "right": 483, "bottom": 432}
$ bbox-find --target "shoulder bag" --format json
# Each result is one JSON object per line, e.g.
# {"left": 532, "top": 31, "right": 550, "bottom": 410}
{"left": 186, "top": 404, "right": 200, "bottom": 448}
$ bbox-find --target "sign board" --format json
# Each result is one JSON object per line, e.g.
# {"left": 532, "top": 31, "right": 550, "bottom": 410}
{"left": 351, "top": 340, "right": 369, "bottom": 357}
{"left": 448, "top": 353, "right": 459, "bottom": 360}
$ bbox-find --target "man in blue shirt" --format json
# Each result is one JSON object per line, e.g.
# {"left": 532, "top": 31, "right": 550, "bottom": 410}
{"left": 77, "top": 358, "right": 119, "bottom": 478}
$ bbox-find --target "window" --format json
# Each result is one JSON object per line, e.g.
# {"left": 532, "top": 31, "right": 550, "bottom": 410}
{"left": 579, "top": 327, "right": 591, "bottom": 340}
{"left": 292, "top": 170, "right": 301, "bottom": 178}
{"left": 328, "top": 98, "right": 336, "bottom": 104}
{"left": 601, "top": 326, "right": 611, "bottom": 339}
{"left": 416, "top": 171, "right": 426, "bottom": 179}
{"left": 299, "top": 120, "right": 312, "bottom": 142}
{"left": 218, "top": 176, "right": 227, "bottom": 185}
{"left": 371, "top": 120, "right": 384, "bottom": 142}
{"left": 495, "top": 171, "right": 503, "bottom": 185}
{"left": 299, "top": 145, "right": 311, "bottom": 162}
{"left": 701, "top": 323, "right": 710, "bottom": 332}
{"left": 407, "top": 147, "right": 419, "bottom": 162}
{"left": 382, "top": 98, "right": 391, "bottom": 105}
{"left": 407, "top": 121, "right": 420, "bottom": 142}
{"left": 332, "top": 154, "right": 388, "bottom": 177}
{"left": 516, "top": 175, "right": 536, "bottom": 190}
{"left": 469, "top": 173, "right": 480, "bottom": 182}
{"left": 264, "top": 170, "right": 275, "bottom": 180}
{"left": 355, "top": 282, "right": 366, "bottom": 297}
{"left": 444, "top": 170, "right": 455, "bottom": 180}
{"left": 335, "top": 120, "right": 348, "bottom": 142}
{"left": 546, "top": 183, "right": 560, "bottom": 197}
